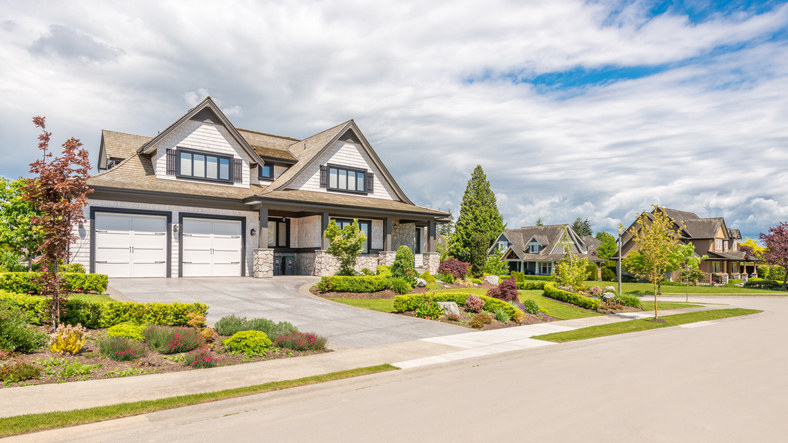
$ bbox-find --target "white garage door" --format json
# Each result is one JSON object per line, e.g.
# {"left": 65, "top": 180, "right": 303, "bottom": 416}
{"left": 94, "top": 213, "right": 168, "bottom": 278}
{"left": 182, "top": 218, "right": 243, "bottom": 277}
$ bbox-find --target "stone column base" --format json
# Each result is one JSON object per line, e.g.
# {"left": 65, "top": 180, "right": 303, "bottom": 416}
{"left": 422, "top": 252, "right": 440, "bottom": 275}
{"left": 378, "top": 250, "right": 396, "bottom": 266}
{"left": 253, "top": 248, "right": 273, "bottom": 278}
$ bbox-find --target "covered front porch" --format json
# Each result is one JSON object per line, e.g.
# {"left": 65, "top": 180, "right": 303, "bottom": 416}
{"left": 506, "top": 259, "right": 554, "bottom": 276}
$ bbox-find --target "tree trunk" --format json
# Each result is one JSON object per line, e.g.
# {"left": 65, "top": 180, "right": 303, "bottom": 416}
{"left": 27, "top": 254, "right": 32, "bottom": 272}
{"left": 686, "top": 282, "right": 689, "bottom": 303}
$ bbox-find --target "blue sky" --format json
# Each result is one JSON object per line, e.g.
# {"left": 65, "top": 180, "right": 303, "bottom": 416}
{"left": 0, "top": 0, "right": 787, "bottom": 240}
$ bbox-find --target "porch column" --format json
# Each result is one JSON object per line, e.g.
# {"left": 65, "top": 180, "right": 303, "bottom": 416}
{"left": 253, "top": 206, "right": 273, "bottom": 278}
{"left": 427, "top": 220, "right": 437, "bottom": 253}
{"left": 258, "top": 207, "right": 268, "bottom": 249}
{"left": 321, "top": 212, "right": 330, "bottom": 250}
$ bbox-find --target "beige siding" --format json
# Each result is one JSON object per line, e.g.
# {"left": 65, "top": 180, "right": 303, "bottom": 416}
{"left": 371, "top": 219, "right": 383, "bottom": 250}
{"left": 291, "top": 215, "right": 321, "bottom": 249}
{"left": 288, "top": 140, "right": 398, "bottom": 200}
{"left": 152, "top": 120, "right": 252, "bottom": 188}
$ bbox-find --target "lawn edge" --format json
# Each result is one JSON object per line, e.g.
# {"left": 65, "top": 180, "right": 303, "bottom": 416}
{"left": 0, "top": 364, "right": 397, "bottom": 437}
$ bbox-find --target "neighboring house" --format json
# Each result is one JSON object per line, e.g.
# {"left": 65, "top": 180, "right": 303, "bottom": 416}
{"left": 489, "top": 225, "right": 604, "bottom": 275}
{"left": 617, "top": 207, "right": 755, "bottom": 283}
{"left": 69, "top": 97, "right": 448, "bottom": 278}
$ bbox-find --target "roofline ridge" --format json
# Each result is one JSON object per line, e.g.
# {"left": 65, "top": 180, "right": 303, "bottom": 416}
{"left": 236, "top": 127, "right": 299, "bottom": 141}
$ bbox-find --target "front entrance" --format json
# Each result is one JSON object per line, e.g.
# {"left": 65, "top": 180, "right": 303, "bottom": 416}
{"left": 181, "top": 217, "right": 243, "bottom": 277}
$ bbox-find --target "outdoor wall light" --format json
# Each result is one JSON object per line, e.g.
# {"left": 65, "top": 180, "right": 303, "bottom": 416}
{"left": 173, "top": 224, "right": 179, "bottom": 234}
{"left": 250, "top": 228, "right": 257, "bottom": 236}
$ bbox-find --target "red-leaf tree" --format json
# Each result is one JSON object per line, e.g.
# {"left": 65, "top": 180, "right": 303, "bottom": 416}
{"left": 23, "top": 116, "right": 92, "bottom": 325}
{"left": 757, "top": 222, "right": 788, "bottom": 288}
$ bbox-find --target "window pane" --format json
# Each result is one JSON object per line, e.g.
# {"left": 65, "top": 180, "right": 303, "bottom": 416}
{"left": 179, "top": 152, "right": 192, "bottom": 176}
{"left": 278, "top": 222, "right": 287, "bottom": 246}
{"left": 348, "top": 171, "right": 355, "bottom": 190}
{"left": 260, "top": 165, "right": 273, "bottom": 179}
{"left": 268, "top": 221, "right": 277, "bottom": 247}
{"left": 219, "top": 158, "right": 230, "bottom": 180}
{"left": 356, "top": 172, "right": 365, "bottom": 191}
{"left": 193, "top": 154, "right": 205, "bottom": 178}
{"left": 329, "top": 168, "right": 338, "bottom": 188}
{"left": 339, "top": 170, "right": 347, "bottom": 189}
{"left": 360, "top": 223, "right": 369, "bottom": 253}
{"left": 206, "top": 156, "right": 218, "bottom": 179}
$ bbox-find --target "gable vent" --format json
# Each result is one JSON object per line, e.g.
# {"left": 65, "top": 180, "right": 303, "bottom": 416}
{"left": 166, "top": 149, "right": 177, "bottom": 176}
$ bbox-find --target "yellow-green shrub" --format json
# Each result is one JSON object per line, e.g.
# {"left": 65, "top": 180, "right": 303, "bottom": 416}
{"left": 107, "top": 322, "right": 144, "bottom": 341}
{"left": 224, "top": 330, "right": 272, "bottom": 356}
{"left": 49, "top": 323, "right": 89, "bottom": 355}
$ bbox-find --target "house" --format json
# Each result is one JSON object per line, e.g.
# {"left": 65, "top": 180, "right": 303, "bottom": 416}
{"left": 69, "top": 97, "right": 448, "bottom": 278}
{"left": 617, "top": 207, "right": 755, "bottom": 283}
{"left": 489, "top": 225, "right": 605, "bottom": 275}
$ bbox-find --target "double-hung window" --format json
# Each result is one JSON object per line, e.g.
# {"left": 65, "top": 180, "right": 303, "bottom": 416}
{"left": 328, "top": 166, "right": 366, "bottom": 193}
{"left": 259, "top": 164, "right": 274, "bottom": 180}
{"left": 178, "top": 150, "right": 232, "bottom": 182}
{"left": 334, "top": 219, "right": 371, "bottom": 253}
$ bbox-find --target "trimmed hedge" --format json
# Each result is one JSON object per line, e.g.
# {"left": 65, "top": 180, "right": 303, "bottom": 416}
{"left": 0, "top": 272, "right": 108, "bottom": 294}
{"left": 316, "top": 276, "right": 390, "bottom": 293}
{"left": 543, "top": 282, "right": 600, "bottom": 310}
{"left": 517, "top": 281, "right": 547, "bottom": 290}
{"left": 392, "top": 291, "right": 520, "bottom": 320}
{"left": 0, "top": 291, "right": 208, "bottom": 328}
{"left": 743, "top": 280, "right": 786, "bottom": 290}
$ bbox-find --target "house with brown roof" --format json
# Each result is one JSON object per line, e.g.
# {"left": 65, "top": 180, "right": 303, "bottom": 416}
{"left": 489, "top": 225, "right": 605, "bottom": 275}
{"left": 617, "top": 207, "right": 755, "bottom": 283}
{"left": 69, "top": 97, "right": 448, "bottom": 278}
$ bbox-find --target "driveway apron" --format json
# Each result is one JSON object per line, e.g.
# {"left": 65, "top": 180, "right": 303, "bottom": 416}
{"left": 108, "top": 276, "right": 465, "bottom": 349}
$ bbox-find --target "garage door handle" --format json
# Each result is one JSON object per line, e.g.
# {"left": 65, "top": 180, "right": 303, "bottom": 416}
{"left": 230, "top": 261, "right": 240, "bottom": 264}
{"left": 155, "top": 261, "right": 165, "bottom": 264}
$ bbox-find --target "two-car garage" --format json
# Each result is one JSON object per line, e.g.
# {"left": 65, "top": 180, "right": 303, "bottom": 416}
{"left": 91, "top": 208, "right": 245, "bottom": 278}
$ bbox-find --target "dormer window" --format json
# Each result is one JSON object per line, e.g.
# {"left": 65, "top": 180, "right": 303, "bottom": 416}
{"left": 178, "top": 149, "right": 232, "bottom": 182}
{"left": 529, "top": 243, "right": 540, "bottom": 254}
{"left": 259, "top": 164, "right": 274, "bottom": 180}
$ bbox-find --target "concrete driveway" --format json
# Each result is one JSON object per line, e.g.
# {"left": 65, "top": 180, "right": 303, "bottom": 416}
{"left": 108, "top": 277, "right": 465, "bottom": 349}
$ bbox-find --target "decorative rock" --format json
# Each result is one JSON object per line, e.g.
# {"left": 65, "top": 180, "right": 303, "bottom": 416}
{"left": 484, "top": 275, "right": 500, "bottom": 286}
{"left": 437, "top": 302, "right": 460, "bottom": 317}
{"left": 602, "top": 292, "right": 616, "bottom": 301}
{"left": 416, "top": 278, "right": 427, "bottom": 287}
{"left": 604, "top": 286, "right": 616, "bottom": 293}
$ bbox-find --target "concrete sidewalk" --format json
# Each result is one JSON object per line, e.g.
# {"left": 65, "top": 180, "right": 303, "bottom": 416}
{"left": 0, "top": 305, "right": 722, "bottom": 418}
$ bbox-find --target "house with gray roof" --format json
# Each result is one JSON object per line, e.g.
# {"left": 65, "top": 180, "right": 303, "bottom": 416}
{"left": 69, "top": 97, "right": 447, "bottom": 278}
{"left": 617, "top": 207, "right": 754, "bottom": 283}
{"left": 489, "top": 225, "right": 604, "bottom": 276}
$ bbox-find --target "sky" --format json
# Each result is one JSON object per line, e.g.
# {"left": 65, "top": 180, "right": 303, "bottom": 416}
{"left": 1, "top": 0, "right": 787, "bottom": 240}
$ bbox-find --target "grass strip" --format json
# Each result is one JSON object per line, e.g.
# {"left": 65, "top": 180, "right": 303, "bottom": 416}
{"left": 533, "top": 309, "right": 761, "bottom": 343}
{"left": 0, "top": 364, "right": 397, "bottom": 437}
{"left": 329, "top": 298, "right": 395, "bottom": 313}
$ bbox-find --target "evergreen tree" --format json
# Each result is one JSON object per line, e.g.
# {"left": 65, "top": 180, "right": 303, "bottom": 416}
{"left": 448, "top": 165, "right": 505, "bottom": 262}
{"left": 571, "top": 217, "right": 592, "bottom": 237}
{"left": 535, "top": 218, "right": 544, "bottom": 226}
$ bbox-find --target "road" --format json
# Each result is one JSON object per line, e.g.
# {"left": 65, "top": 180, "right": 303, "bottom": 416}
{"left": 14, "top": 296, "right": 788, "bottom": 442}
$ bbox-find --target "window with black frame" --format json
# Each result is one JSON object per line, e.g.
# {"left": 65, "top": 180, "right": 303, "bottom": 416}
{"left": 328, "top": 166, "right": 366, "bottom": 193}
{"left": 259, "top": 164, "right": 274, "bottom": 180}
{"left": 267, "top": 218, "right": 289, "bottom": 248}
{"left": 333, "top": 219, "right": 371, "bottom": 253}
{"left": 178, "top": 150, "right": 232, "bottom": 182}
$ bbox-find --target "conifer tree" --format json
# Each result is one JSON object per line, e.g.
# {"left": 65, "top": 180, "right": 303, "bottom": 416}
{"left": 448, "top": 165, "right": 505, "bottom": 262}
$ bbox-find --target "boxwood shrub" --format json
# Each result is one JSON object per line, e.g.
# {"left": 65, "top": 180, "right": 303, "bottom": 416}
{"left": 543, "top": 282, "right": 600, "bottom": 310}
{"left": 316, "top": 275, "right": 390, "bottom": 293}
{"left": 517, "top": 281, "right": 547, "bottom": 290}
{"left": 0, "top": 291, "right": 208, "bottom": 328}
{"left": 0, "top": 272, "right": 108, "bottom": 294}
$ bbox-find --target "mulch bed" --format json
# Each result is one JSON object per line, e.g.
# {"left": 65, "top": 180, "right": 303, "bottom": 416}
{"left": 0, "top": 327, "right": 326, "bottom": 388}
{"left": 399, "top": 310, "right": 551, "bottom": 329}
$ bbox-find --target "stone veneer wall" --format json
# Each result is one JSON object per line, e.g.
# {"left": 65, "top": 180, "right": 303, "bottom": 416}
{"left": 253, "top": 248, "right": 273, "bottom": 278}
{"left": 392, "top": 222, "right": 415, "bottom": 252}
{"left": 313, "top": 251, "right": 382, "bottom": 276}
{"left": 422, "top": 252, "right": 440, "bottom": 275}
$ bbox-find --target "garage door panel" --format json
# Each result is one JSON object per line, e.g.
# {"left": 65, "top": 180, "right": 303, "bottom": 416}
{"left": 183, "top": 219, "right": 213, "bottom": 235}
{"left": 96, "top": 262, "right": 131, "bottom": 278}
{"left": 182, "top": 263, "right": 212, "bottom": 277}
{"left": 94, "top": 212, "right": 167, "bottom": 278}
{"left": 95, "top": 231, "right": 133, "bottom": 249}
{"left": 133, "top": 262, "right": 166, "bottom": 278}
{"left": 212, "top": 221, "right": 241, "bottom": 236}
{"left": 181, "top": 217, "right": 242, "bottom": 277}
{"left": 210, "top": 263, "right": 241, "bottom": 277}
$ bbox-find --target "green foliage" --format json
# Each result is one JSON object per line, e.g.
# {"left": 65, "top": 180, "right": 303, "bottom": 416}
{"left": 184, "top": 348, "right": 218, "bottom": 368}
{"left": 214, "top": 314, "right": 299, "bottom": 338}
{"left": 273, "top": 332, "right": 327, "bottom": 351}
{"left": 35, "top": 357, "right": 101, "bottom": 382}
{"left": 224, "top": 330, "right": 272, "bottom": 356}
{"left": 59, "top": 263, "right": 85, "bottom": 273}
{"left": 571, "top": 217, "right": 592, "bottom": 237}
{"left": 437, "top": 273, "right": 455, "bottom": 284}
{"left": 510, "top": 271, "right": 525, "bottom": 282}
{"left": 107, "top": 323, "right": 144, "bottom": 341}
{"left": 757, "top": 265, "right": 786, "bottom": 282}
{"left": 421, "top": 271, "right": 437, "bottom": 283}
{"left": 553, "top": 251, "right": 590, "bottom": 291}
{"left": 0, "top": 362, "right": 41, "bottom": 383}
{"left": 0, "top": 272, "right": 108, "bottom": 294}
{"left": 49, "top": 323, "right": 89, "bottom": 355}
{"left": 543, "top": 282, "right": 601, "bottom": 310}
{"left": 492, "top": 307, "right": 511, "bottom": 322}
{"left": 415, "top": 299, "right": 443, "bottom": 319}
{"left": 376, "top": 265, "right": 392, "bottom": 277}
{"left": 468, "top": 232, "right": 489, "bottom": 278}
{"left": 393, "top": 292, "right": 520, "bottom": 320}
{"left": 316, "top": 276, "right": 390, "bottom": 293}
{"left": 743, "top": 280, "right": 787, "bottom": 290}
{"left": 469, "top": 312, "right": 492, "bottom": 328}
{"left": 601, "top": 266, "right": 616, "bottom": 282}
{"left": 98, "top": 336, "right": 147, "bottom": 361}
{"left": 594, "top": 232, "right": 617, "bottom": 260}
{"left": 359, "top": 268, "right": 374, "bottom": 276}
{"left": 391, "top": 246, "right": 417, "bottom": 286}
{"left": 142, "top": 324, "right": 202, "bottom": 354}
{"left": 520, "top": 299, "right": 539, "bottom": 314}
{"left": 615, "top": 293, "right": 643, "bottom": 308}
{"left": 448, "top": 165, "right": 505, "bottom": 262}
{"left": 324, "top": 219, "right": 366, "bottom": 276}
{"left": 0, "top": 251, "right": 27, "bottom": 272}
{"left": 484, "top": 248, "right": 508, "bottom": 276}
{"left": 388, "top": 277, "right": 412, "bottom": 294}
{"left": 586, "top": 263, "right": 599, "bottom": 281}
{"left": 0, "top": 301, "right": 47, "bottom": 352}
{"left": 0, "top": 177, "right": 44, "bottom": 269}
{"left": 517, "top": 281, "right": 547, "bottom": 290}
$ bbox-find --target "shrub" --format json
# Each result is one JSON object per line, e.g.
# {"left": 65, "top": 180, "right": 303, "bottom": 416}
{"left": 214, "top": 315, "right": 298, "bottom": 338}
{"left": 469, "top": 312, "right": 492, "bottom": 328}
{"left": 360, "top": 268, "right": 374, "bottom": 276}
{"left": 744, "top": 280, "right": 786, "bottom": 290}
{"left": 601, "top": 266, "right": 616, "bottom": 282}
{"left": 376, "top": 265, "right": 392, "bottom": 277}
{"left": 414, "top": 299, "right": 443, "bottom": 319}
{"left": 520, "top": 299, "right": 539, "bottom": 314}
{"left": 437, "top": 273, "right": 455, "bottom": 284}
{"left": 493, "top": 307, "right": 511, "bottom": 322}
{"left": 616, "top": 293, "right": 642, "bottom": 308}
{"left": 588, "top": 286, "right": 602, "bottom": 296}
{"left": 484, "top": 249, "right": 509, "bottom": 276}
{"left": 184, "top": 347, "right": 219, "bottom": 369}
{"left": 316, "top": 276, "right": 390, "bottom": 293}
{"left": 214, "top": 315, "right": 246, "bottom": 336}
{"left": 0, "top": 362, "right": 41, "bottom": 383}
{"left": 421, "top": 271, "right": 437, "bottom": 283}
{"left": 324, "top": 219, "right": 366, "bottom": 276}
{"left": 553, "top": 255, "right": 589, "bottom": 291}
{"left": 0, "top": 251, "right": 27, "bottom": 272}
{"left": 586, "top": 263, "right": 599, "bottom": 281}
{"left": 59, "top": 263, "right": 86, "bottom": 273}
{"left": 107, "top": 322, "right": 144, "bottom": 341}
{"left": 438, "top": 257, "right": 469, "bottom": 279}
{"left": 186, "top": 313, "right": 206, "bottom": 329}
{"left": 394, "top": 292, "right": 520, "bottom": 320}
{"left": 49, "top": 324, "right": 89, "bottom": 355}
{"left": 391, "top": 246, "right": 418, "bottom": 286}
{"left": 389, "top": 277, "right": 412, "bottom": 295}
{"left": 446, "top": 312, "right": 462, "bottom": 322}
{"left": 0, "top": 272, "right": 108, "bottom": 294}
{"left": 465, "top": 295, "right": 484, "bottom": 313}
{"left": 224, "top": 330, "right": 272, "bottom": 356}
{"left": 543, "top": 283, "right": 600, "bottom": 310}
{"left": 517, "top": 281, "right": 546, "bottom": 290}
{"left": 143, "top": 324, "right": 202, "bottom": 354}
{"left": 510, "top": 271, "right": 526, "bottom": 282}
{"left": 274, "top": 332, "right": 327, "bottom": 351}
{"left": 98, "top": 335, "right": 147, "bottom": 361}
{"left": 486, "top": 277, "right": 518, "bottom": 302}
{"left": 0, "top": 302, "right": 47, "bottom": 352}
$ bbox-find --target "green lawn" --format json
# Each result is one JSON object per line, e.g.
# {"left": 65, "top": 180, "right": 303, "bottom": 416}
{"left": 517, "top": 290, "right": 600, "bottom": 320}
{"left": 641, "top": 301, "right": 704, "bottom": 311}
{"left": 533, "top": 308, "right": 761, "bottom": 343}
{"left": 328, "top": 298, "right": 395, "bottom": 313}
{"left": 585, "top": 281, "right": 783, "bottom": 295}
{"left": 69, "top": 293, "right": 114, "bottom": 303}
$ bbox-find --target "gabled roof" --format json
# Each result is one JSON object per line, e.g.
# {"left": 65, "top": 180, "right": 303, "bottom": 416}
{"left": 493, "top": 225, "right": 603, "bottom": 263}
{"left": 98, "top": 130, "right": 152, "bottom": 169}
{"left": 137, "top": 97, "right": 264, "bottom": 166}
{"left": 236, "top": 128, "right": 298, "bottom": 163}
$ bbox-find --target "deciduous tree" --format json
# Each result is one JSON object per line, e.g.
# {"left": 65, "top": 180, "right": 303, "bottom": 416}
{"left": 324, "top": 219, "right": 366, "bottom": 276}
{"left": 752, "top": 222, "right": 788, "bottom": 288}
{"left": 448, "top": 165, "right": 504, "bottom": 262}
{"left": 0, "top": 177, "right": 43, "bottom": 270}
{"left": 594, "top": 231, "right": 617, "bottom": 260}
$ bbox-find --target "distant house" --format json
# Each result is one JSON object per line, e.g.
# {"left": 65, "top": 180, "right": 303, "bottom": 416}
{"left": 617, "top": 207, "right": 755, "bottom": 283}
{"left": 489, "top": 225, "right": 605, "bottom": 275}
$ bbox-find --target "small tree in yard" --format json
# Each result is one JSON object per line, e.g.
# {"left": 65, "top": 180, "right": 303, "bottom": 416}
{"left": 484, "top": 248, "right": 508, "bottom": 275}
{"left": 469, "top": 232, "right": 489, "bottom": 278}
{"left": 745, "top": 222, "right": 788, "bottom": 288}
{"left": 391, "top": 245, "right": 417, "bottom": 286}
{"left": 0, "top": 177, "right": 44, "bottom": 271}
{"left": 679, "top": 247, "right": 708, "bottom": 302}
{"left": 487, "top": 277, "right": 518, "bottom": 302}
{"left": 553, "top": 252, "right": 590, "bottom": 291}
{"left": 594, "top": 231, "right": 617, "bottom": 260}
{"left": 23, "top": 117, "right": 92, "bottom": 325}
{"left": 623, "top": 206, "right": 682, "bottom": 319}
{"left": 448, "top": 165, "right": 505, "bottom": 262}
{"left": 324, "top": 219, "right": 366, "bottom": 276}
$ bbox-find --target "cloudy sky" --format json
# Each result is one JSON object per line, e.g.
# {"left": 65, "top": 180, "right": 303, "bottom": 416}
{"left": 1, "top": 0, "right": 786, "bottom": 239}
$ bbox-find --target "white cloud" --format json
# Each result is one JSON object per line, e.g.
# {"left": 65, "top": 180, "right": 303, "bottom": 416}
{"left": 0, "top": 0, "right": 786, "bottom": 239}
